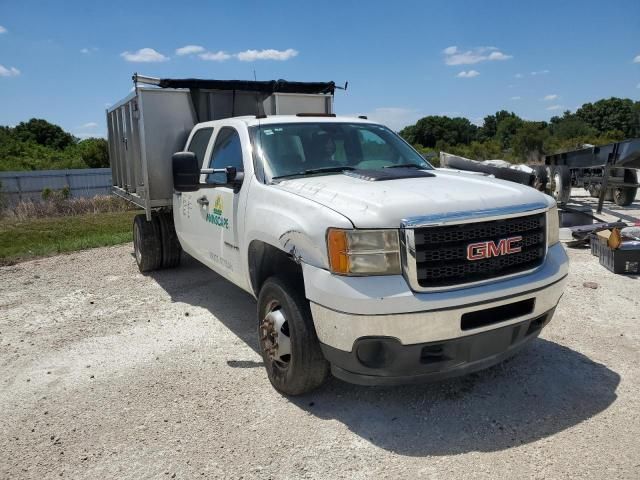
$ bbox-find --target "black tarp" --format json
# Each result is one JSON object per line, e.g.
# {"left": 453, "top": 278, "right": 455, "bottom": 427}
{"left": 156, "top": 78, "right": 335, "bottom": 95}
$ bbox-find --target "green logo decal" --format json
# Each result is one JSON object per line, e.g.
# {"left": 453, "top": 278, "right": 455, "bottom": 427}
{"left": 206, "top": 195, "right": 229, "bottom": 229}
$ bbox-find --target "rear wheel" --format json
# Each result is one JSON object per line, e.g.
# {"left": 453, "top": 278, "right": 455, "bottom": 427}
{"left": 155, "top": 211, "right": 182, "bottom": 268}
{"left": 133, "top": 214, "right": 162, "bottom": 272}
{"left": 613, "top": 170, "right": 638, "bottom": 207}
{"left": 550, "top": 166, "right": 571, "bottom": 204}
{"left": 531, "top": 165, "right": 548, "bottom": 191}
{"left": 257, "top": 276, "right": 329, "bottom": 395}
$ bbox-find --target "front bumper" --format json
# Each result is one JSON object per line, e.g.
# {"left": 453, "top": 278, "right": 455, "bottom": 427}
{"left": 321, "top": 309, "right": 555, "bottom": 386}
{"left": 303, "top": 242, "right": 568, "bottom": 384}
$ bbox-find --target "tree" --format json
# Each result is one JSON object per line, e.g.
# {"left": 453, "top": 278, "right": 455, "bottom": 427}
{"left": 495, "top": 116, "right": 524, "bottom": 149}
{"left": 512, "top": 122, "right": 549, "bottom": 160}
{"left": 399, "top": 116, "right": 477, "bottom": 148}
{"left": 77, "top": 138, "right": 110, "bottom": 168}
{"left": 576, "top": 98, "right": 640, "bottom": 138}
{"left": 549, "top": 115, "right": 596, "bottom": 140}
{"left": 13, "top": 118, "right": 75, "bottom": 150}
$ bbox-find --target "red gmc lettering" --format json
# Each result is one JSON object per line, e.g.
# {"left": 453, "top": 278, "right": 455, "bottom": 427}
{"left": 467, "top": 236, "right": 522, "bottom": 261}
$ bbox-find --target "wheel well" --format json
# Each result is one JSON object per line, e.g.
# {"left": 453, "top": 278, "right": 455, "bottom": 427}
{"left": 248, "top": 241, "right": 304, "bottom": 297}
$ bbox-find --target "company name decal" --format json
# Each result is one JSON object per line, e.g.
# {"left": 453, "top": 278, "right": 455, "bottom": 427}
{"left": 206, "top": 195, "right": 229, "bottom": 229}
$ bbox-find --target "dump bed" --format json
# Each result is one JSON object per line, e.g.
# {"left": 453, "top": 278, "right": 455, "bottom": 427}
{"left": 107, "top": 75, "right": 335, "bottom": 217}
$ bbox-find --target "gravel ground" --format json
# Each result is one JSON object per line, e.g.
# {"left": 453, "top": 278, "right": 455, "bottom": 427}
{"left": 1, "top": 190, "right": 639, "bottom": 479}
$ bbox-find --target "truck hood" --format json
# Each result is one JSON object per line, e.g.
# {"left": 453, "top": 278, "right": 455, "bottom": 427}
{"left": 273, "top": 170, "right": 552, "bottom": 228}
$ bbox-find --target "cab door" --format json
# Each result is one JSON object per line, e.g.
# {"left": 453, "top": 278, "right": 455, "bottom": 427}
{"left": 190, "top": 126, "right": 245, "bottom": 285}
{"left": 173, "top": 126, "right": 214, "bottom": 259}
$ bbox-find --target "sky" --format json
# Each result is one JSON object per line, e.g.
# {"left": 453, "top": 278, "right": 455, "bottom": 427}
{"left": 1, "top": 0, "right": 639, "bottom": 138}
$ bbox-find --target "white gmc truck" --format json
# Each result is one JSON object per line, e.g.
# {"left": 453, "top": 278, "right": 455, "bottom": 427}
{"left": 108, "top": 75, "right": 569, "bottom": 395}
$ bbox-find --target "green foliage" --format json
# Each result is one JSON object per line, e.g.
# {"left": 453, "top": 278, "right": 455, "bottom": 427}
{"left": 399, "top": 116, "right": 477, "bottom": 148}
{"left": 0, "top": 119, "right": 109, "bottom": 171}
{"left": 399, "top": 97, "right": 640, "bottom": 162}
{"left": 13, "top": 118, "right": 75, "bottom": 150}
{"left": 576, "top": 98, "right": 640, "bottom": 138}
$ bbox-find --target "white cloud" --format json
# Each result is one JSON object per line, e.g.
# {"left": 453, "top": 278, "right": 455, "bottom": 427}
{"left": 198, "top": 50, "right": 231, "bottom": 61}
{"left": 511, "top": 96, "right": 522, "bottom": 100}
{"left": 546, "top": 105, "right": 563, "bottom": 111}
{"left": 443, "top": 46, "right": 512, "bottom": 65}
{"left": 80, "top": 47, "right": 98, "bottom": 54}
{"left": 633, "top": 55, "right": 640, "bottom": 63}
{"left": 80, "top": 122, "right": 98, "bottom": 129}
{"left": 0, "top": 25, "right": 7, "bottom": 34}
{"left": 456, "top": 70, "right": 480, "bottom": 78}
{"left": 236, "top": 48, "right": 298, "bottom": 61}
{"left": 80, "top": 48, "right": 89, "bottom": 54}
{"left": 176, "top": 45, "right": 205, "bottom": 56}
{"left": 120, "top": 48, "right": 169, "bottom": 63}
{"left": 75, "top": 132, "right": 107, "bottom": 139}
{"left": 637, "top": 82, "right": 640, "bottom": 89}
{"left": 0, "top": 64, "right": 20, "bottom": 77}
{"left": 345, "top": 107, "right": 423, "bottom": 132}
{"left": 488, "top": 51, "right": 511, "bottom": 61}
{"left": 531, "top": 70, "right": 550, "bottom": 76}
{"left": 543, "top": 94, "right": 559, "bottom": 101}
{"left": 514, "top": 73, "right": 523, "bottom": 78}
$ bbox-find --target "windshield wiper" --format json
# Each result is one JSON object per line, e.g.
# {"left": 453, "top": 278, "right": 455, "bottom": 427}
{"left": 383, "top": 163, "right": 428, "bottom": 169}
{"left": 303, "top": 166, "right": 355, "bottom": 175}
{"left": 272, "top": 166, "right": 355, "bottom": 180}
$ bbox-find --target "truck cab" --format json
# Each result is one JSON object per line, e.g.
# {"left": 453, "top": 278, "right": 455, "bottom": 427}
{"left": 109, "top": 76, "right": 569, "bottom": 395}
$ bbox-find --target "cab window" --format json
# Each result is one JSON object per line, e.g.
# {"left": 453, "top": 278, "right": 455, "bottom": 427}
{"left": 207, "top": 127, "right": 243, "bottom": 184}
{"left": 186, "top": 127, "right": 213, "bottom": 166}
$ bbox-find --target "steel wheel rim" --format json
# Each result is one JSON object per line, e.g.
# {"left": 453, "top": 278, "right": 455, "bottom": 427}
{"left": 553, "top": 172, "right": 562, "bottom": 199}
{"left": 259, "top": 299, "right": 292, "bottom": 369}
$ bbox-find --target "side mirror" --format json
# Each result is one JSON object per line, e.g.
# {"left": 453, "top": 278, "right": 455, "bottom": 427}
{"left": 224, "top": 167, "right": 245, "bottom": 185}
{"left": 172, "top": 151, "right": 199, "bottom": 192}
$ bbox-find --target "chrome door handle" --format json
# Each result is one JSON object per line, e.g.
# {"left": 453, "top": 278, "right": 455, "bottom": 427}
{"left": 197, "top": 196, "right": 209, "bottom": 206}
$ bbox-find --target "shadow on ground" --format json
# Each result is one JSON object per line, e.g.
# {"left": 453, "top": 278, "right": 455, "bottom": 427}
{"left": 151, "top": 255, "right": 620, "bottom": 457}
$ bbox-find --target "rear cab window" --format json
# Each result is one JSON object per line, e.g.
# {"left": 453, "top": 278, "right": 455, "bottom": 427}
{"left": 187, "top": 128, "right": 214, "bottom": 167}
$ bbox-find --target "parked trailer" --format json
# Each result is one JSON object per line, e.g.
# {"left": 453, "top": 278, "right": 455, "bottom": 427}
{"left": 543, "top": 138, "right": 640, "bottom": 211}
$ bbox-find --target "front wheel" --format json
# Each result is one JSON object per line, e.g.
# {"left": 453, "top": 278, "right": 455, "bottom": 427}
{"left": 257, "top": 276, "right": 329, "bottom": 395}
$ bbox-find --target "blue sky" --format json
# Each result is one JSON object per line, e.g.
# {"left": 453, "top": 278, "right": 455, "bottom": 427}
{"left": 1, "top": 0, "right": 639, "bottom": 137}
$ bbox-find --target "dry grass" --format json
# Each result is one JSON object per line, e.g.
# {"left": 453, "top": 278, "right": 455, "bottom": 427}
{"left": 1, "top": 195, "right": 134, "bottom": 220}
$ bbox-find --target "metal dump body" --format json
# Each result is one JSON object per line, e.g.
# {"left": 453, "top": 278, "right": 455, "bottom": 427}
{"left": 107, "top": 75, "right": 335, "bottom": 217}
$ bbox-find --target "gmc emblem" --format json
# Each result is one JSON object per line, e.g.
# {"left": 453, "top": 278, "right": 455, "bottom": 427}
{"left": 467, "top": 236, "right": 522, "bottom": 261}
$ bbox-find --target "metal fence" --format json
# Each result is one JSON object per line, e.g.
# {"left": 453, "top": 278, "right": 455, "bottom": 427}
{"left": 0, "top": 168, "right": 112, "bottom": 205}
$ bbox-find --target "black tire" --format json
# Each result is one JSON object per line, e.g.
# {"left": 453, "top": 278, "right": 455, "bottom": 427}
{"left": 133, "top": 214, "right": 162, "bottom": 272}
{"left": 613, "top": 170, "right": 638, "bottom": 207}
{"left": 550, "top": 165, "right": 571, "bottom": 204}
{"left": 155, "top": 211, "right": 182, "bottom": 268}
{"left": 531, "top": 165, "right": 548, "bottom": 191}
{"left": 257, "top": 276, "right": 329, "bottom": 395}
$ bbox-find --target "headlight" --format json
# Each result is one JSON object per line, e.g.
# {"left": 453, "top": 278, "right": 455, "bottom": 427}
{"left": 547, "top": 204, "right": 560, "bottom": 246}
{"left": 327, "top": 228, "right": 401, "bottom": 275}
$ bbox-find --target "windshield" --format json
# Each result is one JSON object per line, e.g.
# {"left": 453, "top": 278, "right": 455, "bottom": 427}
{"left": 250, "top": 122, "right": 432, "bottom": 180}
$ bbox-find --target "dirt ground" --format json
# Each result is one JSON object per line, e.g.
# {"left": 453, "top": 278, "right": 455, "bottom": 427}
{"left": 1, "top": 189, "right": 639, "bottom": 479}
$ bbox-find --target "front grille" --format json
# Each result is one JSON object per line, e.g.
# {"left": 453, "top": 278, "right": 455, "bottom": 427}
{"left": 413, "top": 213, "right": 546, "bottom": 288}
